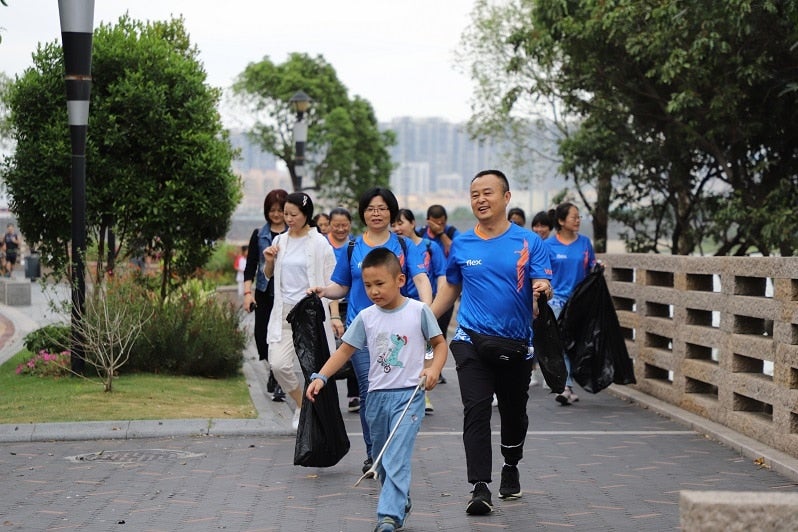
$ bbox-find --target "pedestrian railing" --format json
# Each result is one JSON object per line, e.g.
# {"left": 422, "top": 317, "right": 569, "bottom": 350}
{"left": 599, "top": 254, "right": 798, "bottom": 458}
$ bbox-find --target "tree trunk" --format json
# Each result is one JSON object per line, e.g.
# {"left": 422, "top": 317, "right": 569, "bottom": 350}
{"left": 592, "top": 169, "right": 611, "bottom": 253}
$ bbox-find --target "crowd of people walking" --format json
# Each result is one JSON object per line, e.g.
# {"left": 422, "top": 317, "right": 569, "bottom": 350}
{"left": 241, "top": 169, "right": 613, "bottom": 531}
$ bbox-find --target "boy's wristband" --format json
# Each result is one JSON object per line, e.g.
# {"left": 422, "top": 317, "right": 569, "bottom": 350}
{"left": 309, "top": 372, "right": 328, "bottom": 385}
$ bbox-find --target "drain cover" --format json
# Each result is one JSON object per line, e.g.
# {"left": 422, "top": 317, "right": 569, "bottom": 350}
{"left": 66, "top": 449, "right": 204, "bottom": 463}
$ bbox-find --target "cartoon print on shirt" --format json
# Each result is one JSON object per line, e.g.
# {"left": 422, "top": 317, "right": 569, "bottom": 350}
{"left": 375, "top": 332, "right": 407, "bottom": 373}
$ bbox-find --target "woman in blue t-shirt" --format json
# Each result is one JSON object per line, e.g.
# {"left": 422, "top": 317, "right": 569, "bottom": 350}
{"left": 544, "top": 202, "right": 596, "bottom": 406}
{"left": 314, "top": 188, "right": 432, "bottom": 474}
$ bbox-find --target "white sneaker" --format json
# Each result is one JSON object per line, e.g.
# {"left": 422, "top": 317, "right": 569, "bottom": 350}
{"left": 529, "top": 368, "right": 543, "bottom": 387}
{"left": 555, "top": 386, "right": 579, "bottom": 406}
{"left": 292, "top": 408, "right": 301, "bottom": 430}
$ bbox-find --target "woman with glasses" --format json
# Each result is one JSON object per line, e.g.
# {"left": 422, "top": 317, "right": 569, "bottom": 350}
{"left": 325, "top": 207, "right": 362, "bottom": 413}
{"left": 544, "top": 202, "right": 596, "bottom": 405}
{"left": 313, "top": 187, "right": 433, "bottom": 475}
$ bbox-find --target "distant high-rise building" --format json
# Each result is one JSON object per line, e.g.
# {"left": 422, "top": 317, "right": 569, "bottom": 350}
{"left": 229, "top": 131, "right": 279, "bottom": 173}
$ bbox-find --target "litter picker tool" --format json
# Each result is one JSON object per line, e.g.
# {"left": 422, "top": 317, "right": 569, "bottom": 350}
{"left": 354, "top": 375, "right": 427, "bottom": 487}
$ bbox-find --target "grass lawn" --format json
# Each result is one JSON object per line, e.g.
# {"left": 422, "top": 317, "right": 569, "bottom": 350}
{"left": 0, "top": 351, "right": 258, "bottom": 424}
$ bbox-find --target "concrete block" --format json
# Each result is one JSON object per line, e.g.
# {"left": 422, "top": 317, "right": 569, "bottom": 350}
{"left": 0, "top": 278, "right": 31, "bottom": 306}
{"left": 680, "top": 490, "right": 798, "bottom": 531}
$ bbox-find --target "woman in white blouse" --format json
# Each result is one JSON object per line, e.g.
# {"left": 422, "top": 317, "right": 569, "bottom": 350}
{"left": 263, "top": 192, "right": 337, "bottom": 429}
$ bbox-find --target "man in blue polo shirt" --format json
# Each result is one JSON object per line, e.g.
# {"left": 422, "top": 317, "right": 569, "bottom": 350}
{"left": 431, "top": 169, "right": 552, "bottom": 516}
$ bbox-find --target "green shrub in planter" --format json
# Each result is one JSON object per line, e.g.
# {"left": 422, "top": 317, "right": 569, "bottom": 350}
{"left": 23, "top": 324, "right": 72, "bottom": 354}
{"left": 130, "top": 279, "right": 246, "bottom": 377}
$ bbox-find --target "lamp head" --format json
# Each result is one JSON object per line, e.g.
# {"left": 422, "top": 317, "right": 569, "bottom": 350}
{"left": 290, "top": 90, "right": 312, "bottom": 114}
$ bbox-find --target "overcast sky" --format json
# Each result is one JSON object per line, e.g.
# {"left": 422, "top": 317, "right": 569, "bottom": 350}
{"left": 1, "top": 0, "right": 478, "bottom": 125}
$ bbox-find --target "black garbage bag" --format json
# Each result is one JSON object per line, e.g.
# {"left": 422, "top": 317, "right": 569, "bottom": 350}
{"left": 287, "top": 294, "right": 350, "bottom": 467}
{"left": 557, "top": 264, "right": 636, "bottom": 394}
{"left": 532, "top": 294, "right": 567, "bottom": 394}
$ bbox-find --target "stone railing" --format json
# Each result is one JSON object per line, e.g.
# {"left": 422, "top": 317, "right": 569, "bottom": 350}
{"left": 599, "top": 254, "right": 798, "bottom": 457}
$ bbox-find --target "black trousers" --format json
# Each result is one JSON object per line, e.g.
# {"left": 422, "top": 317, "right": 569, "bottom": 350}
{"left": 254, "top": 287, "right": 273, "bottom": 361}
{"left": 450, "top": 339, "right": 533, "bottom": 484}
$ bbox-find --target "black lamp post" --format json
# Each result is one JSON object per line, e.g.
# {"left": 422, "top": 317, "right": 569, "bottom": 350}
{"left": 58, "top": 0, "right": 94, "bottom": 373}
{"left": 289, "top": 90, "right": 312, "bottom": 191}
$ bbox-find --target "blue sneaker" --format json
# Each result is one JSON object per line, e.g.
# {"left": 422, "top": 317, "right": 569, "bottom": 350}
{"left": 398, "top": 497, "right": 412, "bottom": 530}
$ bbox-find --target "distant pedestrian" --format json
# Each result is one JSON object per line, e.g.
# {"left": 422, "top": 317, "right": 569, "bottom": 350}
{"left": 3, "top": 224, "right": 20, "bottom": 278}
{"left": 313, "top": 212, "right": 331, "bottom": 235}
{"left": 416, "top": 204, "right": 459, "bottom": 381}
{"left": 530, "top": 210, "right": 554, "bottom": 240}
{"left": 507, "top": 207, "right": 526, "bottom": 226}
{"left": 544, "top": 202, "right": 596, "bottom": 406}
{"left": 416, "top": 204, "right": 458, "bottom": 257}
{"left": 324, "top": 207, "right": 362, "bottom": 413}
{"left": 306, "top": 248, "right": 447, "bottom": 532}
{"left": 392, "top": 208, "right": 447, "bottom": 413}
{"left": 234, "top": 245, "right": 248, "bottom": 296}
{"left": 431, "top": 169, "right": 552, "bottom": 515}
{"left": 243, "top": 189, "right": 288, "bottom": 402}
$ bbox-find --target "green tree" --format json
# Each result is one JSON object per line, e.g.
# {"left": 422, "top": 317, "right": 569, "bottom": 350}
{"left": 1, "top": 15, "right": 241, "bottom": 297}
{"left": 459, "top": 0, "right": 610, "bottom": 251}
{"left": 0, "top": 72, "right": 11, "bottom": 151}
{"left": 232, "top": 53, "right": 395, "bottom": 210}
{"left": 465, "top": 0, "right": 798, "bottom": 255}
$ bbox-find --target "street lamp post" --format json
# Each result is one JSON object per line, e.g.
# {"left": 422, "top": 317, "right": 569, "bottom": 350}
{"left": 289, "top": 90, "right": 312, "bottom": 191}
{"left": 58, "top": 0, "right": 94, "bottom": 373}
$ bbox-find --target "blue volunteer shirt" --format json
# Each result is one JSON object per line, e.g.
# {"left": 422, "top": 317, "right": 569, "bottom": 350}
{"left": 446, "top": 223, "right": 551, "bottom": 341}
{"left": 403, "top": 237, "right": 446, "bottom": 300}
{"left": 544, "top": 233, "right": 596, "bottom": 308}
{"left": 331, "top": 233, "right": 427, "bottom": 326}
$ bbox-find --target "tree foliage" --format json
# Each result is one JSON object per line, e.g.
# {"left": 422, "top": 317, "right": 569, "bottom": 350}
{"left": 232, "top": 53, "right": 395, "bottom": 211}
{"left": 464, "top": 0, "right": 798, "bottom": 255}
{"left": 1, "top": 15, "right": 241, "bottom": 296}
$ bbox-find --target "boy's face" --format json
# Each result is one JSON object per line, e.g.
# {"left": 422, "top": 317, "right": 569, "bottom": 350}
{"left": 361, "top": 264, "right": 405, "bottom": 309}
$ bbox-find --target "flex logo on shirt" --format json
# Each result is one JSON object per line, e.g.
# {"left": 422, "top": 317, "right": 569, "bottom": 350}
{"left": 465, "top": 259, "right": 483, "bottom": 266}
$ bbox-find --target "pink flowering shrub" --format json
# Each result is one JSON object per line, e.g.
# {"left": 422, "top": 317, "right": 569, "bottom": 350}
{"left": 15, "top": 350, "right": 71, "bottom": 378}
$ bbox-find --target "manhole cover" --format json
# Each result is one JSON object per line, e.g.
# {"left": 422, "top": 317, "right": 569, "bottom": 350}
{"left": 65, "top": 449, "right": 204, "bottom": 463}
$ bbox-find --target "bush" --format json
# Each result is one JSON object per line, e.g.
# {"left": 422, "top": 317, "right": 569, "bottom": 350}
{"left": 15, "top": 350, "right": 71, "bottom": 377}
{"left": 197, "top": 242, "right": 238, "bottom": 287}
{"left": 129, "top": 278, "right": 247, "bottom": 377}
{"left": 23, "top": 324, "right": 71, "bottom": 354}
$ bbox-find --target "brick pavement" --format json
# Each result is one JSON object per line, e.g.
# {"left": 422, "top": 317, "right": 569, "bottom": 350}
{"left": 2, "top": 374, "right": 798, "bottom": 531}
{"left": 2, "top": 285, "right": 798, "bottom": 530}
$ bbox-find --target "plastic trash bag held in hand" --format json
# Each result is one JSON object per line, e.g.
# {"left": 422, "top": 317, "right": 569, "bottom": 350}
{"left": 287, "top": 294, "right": 350, "bottom": 467}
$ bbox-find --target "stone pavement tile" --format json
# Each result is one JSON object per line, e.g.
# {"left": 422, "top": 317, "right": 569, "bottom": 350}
{"left": 2, "top": 422, "right": 797, "bottom": 531}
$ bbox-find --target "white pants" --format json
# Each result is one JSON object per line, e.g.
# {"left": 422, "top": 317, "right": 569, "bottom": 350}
{"left": 268, "top": 306, "right": 301, "bottom": 394}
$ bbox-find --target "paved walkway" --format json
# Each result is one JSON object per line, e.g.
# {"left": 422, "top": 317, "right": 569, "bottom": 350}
{"left": 1, "top": 283, "right": 798, "bottom": 531}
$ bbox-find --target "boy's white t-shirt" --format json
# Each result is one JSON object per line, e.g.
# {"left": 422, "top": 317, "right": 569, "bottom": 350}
{"left": 342, "top": 298, "right": 441, "bottom": 391}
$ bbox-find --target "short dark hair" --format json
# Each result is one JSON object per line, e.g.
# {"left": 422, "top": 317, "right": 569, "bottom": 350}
{"left": 531, "top": 210, "right": 554, "bottom": 230}
{"left": 426, "top": 204, "right": 448, "bottom": 219}
{"left": 361, "top": 247, "right": 402, "bottom": 276}
{"left": 329, "top": 207, "right": 352, "bottom": 222}
{"left": 507, "top": 207, "right": 526, "bottom": 225}
{"left": 263, "top": 189, "right": 288, "bottom": 221}
{"left": 472, "top": 169, "right": 510, "bottom": 193}
{"left": 358, "top": 187, "right": 399, "bottom": 224}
